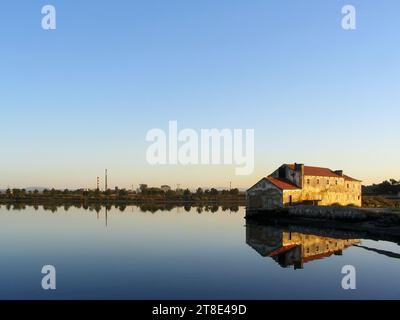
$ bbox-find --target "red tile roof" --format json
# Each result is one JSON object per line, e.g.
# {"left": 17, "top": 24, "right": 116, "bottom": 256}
{"left": 343, "top": 174, "right": 361, "bottom": 182}
{"left": 266, "top": 176, "right": 299, "bottom": 190}
{"left": 288, "top": 164, "right": 360, "bottom": 181}
{"left": 288, "top": 164, "right": 340, "bottom": 178}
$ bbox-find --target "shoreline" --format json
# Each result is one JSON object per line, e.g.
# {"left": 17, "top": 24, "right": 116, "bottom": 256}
{"left": 245, "top": 207, "right": 400, "bottom": 241}
{"left": 0, "top": 198, "right": 246, "bottom": 206}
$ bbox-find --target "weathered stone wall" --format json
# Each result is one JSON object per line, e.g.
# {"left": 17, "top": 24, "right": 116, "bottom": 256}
{"left": 283, "top": 189, "right": 303, "bottom": 204}
{"left": 245, "top": 224, "right": 284, "bottom": 256}
{"left": 308, "top": 175, "right": 361, "bottom": 206}
{"left": 247, "top": 180, "right": 283, "bottom": 210}
{"left": 283, "top": 175, "right": 362, "bottom": 207}
{"left": 288, "top": 205, "right": 367, "bottom": 220}
{"left": 282, "top": 232, "right": 361, "bottom": 259}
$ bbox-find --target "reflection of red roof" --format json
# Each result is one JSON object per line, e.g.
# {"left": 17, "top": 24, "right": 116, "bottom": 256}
{"left": 266, "top": 176, "right": 299, "bottom": 190}
{"left": 268, "top": 244, "right": 299, "bottom": 257}
{"left": 288, "top": 164, "right": 340, "bottom": 178}
{"left": 302, "top": 251, "right": 336, "bottom": 263}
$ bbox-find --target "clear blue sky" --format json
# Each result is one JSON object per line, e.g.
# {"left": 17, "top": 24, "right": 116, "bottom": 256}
{"left": 1, "top": 0, "right": 399, "bottom": 189}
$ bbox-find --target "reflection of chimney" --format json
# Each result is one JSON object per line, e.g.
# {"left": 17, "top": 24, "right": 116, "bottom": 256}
{"left": 294, "top": 261, "right": 304, "bottom": 270}
{"left": 334, "top": 170, "right": 344, "bottom": 176}
{"left": 294, "top": 163, "right": 305, "bottom": 188}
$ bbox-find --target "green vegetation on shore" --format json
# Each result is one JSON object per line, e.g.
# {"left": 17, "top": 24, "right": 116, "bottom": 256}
{"left": 362, "top": 196, "right": 400, "bottom": 209}
{"left": 362, "top": 179, "right": 400, "bottom": 209}
{"left": 363, "top": 179, "right": 400, "bottom": 196}
{"left": 0, "top": 186, "right": 246, "bottom": 206}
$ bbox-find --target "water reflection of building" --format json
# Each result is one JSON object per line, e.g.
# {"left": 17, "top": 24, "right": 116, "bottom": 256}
{"left": 246, "top": 223, "right": 360, "bottom": 269}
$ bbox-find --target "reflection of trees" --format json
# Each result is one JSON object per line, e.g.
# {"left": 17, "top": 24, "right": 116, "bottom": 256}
{"left": 221, "top": 205, "right": 239, "bottom": 212}
{"left": 0, "top": 204, "right": 243, "bottom": 214}
{"left": 139, "top": 204, "right": 160, "bottom": 213}
{"left": 43, "top": 205, "right": 58, "bottom": 213}
{"left": 12, "top": 204, "right": 26, "bottom": 210}
{"left": 88, "top": 204, "right": 102, "bottom": 213}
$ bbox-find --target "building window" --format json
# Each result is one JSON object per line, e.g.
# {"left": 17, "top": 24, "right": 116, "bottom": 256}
{"left": 307, "top": 179, "right": 310, "bottom": 184}
{"left": 358, "top": 196, "right": 361, "bottom": 200}
{"left": 327, "top": 180, "right": 330, "bottom": 185}
{"left": 347, "top": 184, "right": 349, "bottom": 188}
{"left": 335, "top": 180, "right": 338, "bottom": 185}
{"left": 317, "top": 179, "right": 320, "bottom": 184}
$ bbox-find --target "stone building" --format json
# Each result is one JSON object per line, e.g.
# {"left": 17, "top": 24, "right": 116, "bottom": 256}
{"left": 247, "top": 163, "right": 362, "bottom": 210}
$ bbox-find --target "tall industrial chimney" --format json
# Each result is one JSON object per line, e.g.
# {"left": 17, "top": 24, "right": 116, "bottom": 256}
{"left": 105, "top": 169, "right": 108, "bottom": 191}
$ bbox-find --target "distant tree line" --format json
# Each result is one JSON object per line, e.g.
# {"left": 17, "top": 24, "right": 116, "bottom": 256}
{"left": 0, "top": 185, "right": 244, "bottom": 205}
{"left": 363, "top": 196, "right": 400, "bottom": 209}
{"left": 138, "top": 185, "right": 239, "bottom": 197}
{"left": 363, "top": 179, "right": 400, "bottom": 196}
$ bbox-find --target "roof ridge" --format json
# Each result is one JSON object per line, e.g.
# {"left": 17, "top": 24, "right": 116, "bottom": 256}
{"left": 266, "top": 176, "right": 300, "bottom": 190}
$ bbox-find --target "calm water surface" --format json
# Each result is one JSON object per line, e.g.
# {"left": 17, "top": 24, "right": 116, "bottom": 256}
{"left": 0, "top": 206, "right": 399, "bottom": 299}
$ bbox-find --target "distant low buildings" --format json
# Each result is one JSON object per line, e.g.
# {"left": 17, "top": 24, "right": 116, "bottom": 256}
{"left": 160, "top": 185, "right": 171, "bottom": 192}
{"left": 247, "top": 163, "right": 362, "bottom": 210}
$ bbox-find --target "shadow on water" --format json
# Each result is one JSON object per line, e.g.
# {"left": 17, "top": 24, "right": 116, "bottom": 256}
{"left": 245, "top": 221, "right": 400, "bottom": 269}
